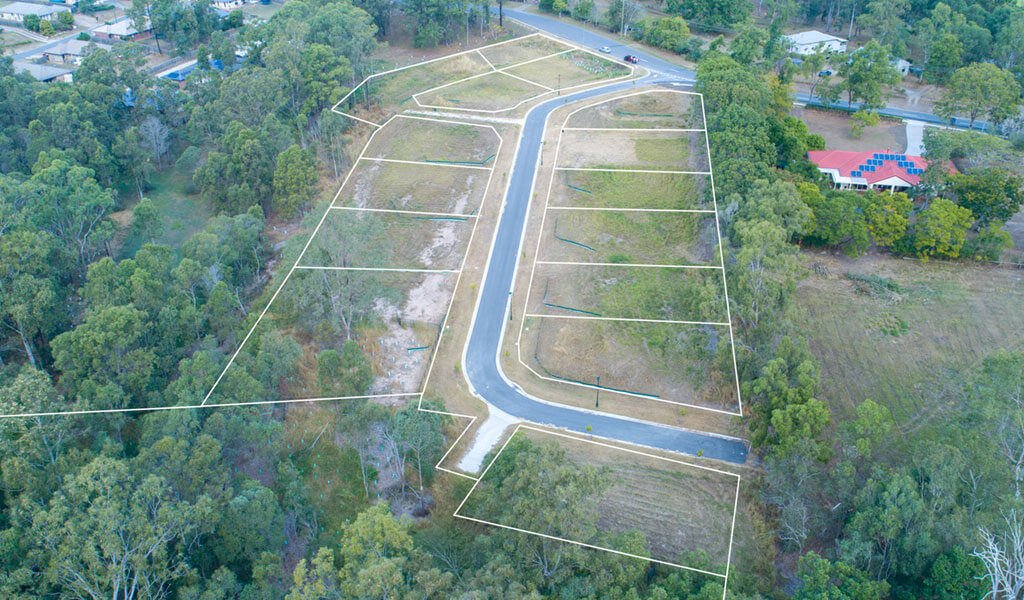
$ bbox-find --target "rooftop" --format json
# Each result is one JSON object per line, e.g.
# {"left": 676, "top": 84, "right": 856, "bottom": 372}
{"left": 1, "top": 2, "right": 71, "bottom": 16}
{"left": 13, "top": 60, "right": 72, "bottom": 81}
{"left": 94, "top": 18, "right": 151, "bottom": 36}
{"left": 808, "top": 150, "right": 956, "bottom": 187}
{"left": 785, "top": 30, "right": 847, "bottom": 46}
{"left": 43, "top": 39, "right": 113, "bottom": 56}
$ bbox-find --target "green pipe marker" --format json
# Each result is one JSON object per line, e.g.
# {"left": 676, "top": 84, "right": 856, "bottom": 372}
{"left": 543, "top": 302, "right": 601, "bottom": 316}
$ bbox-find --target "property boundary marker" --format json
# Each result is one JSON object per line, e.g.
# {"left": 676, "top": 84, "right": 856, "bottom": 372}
{"left": 515, "top": 88, "right": 744, "bottom": 417}
{"left": 453, "top": 424, "right": 741, "bottom": 578}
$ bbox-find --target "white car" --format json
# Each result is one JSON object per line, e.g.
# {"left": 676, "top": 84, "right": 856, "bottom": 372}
{"left": 598, "top": 46, "right": 611, "bottom": 54}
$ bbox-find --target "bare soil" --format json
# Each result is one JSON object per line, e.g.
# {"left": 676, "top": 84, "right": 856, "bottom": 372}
{"left": 793, "top": 105, "right": 907, "bottom": 153}
{"left": 566, "top": 90, "right": 704, "bottom": 129}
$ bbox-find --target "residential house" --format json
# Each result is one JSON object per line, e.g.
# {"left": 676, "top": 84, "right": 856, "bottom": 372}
{"left": 0, "top": 2, "right": 71, "bottom": 24}
{"left": 93, "top": 18, "right": 152, "bottom": 41}
{"left": 808, "top": 150, "right": 957, "bottom": 192}
{"left": 42, "top": 39, "right": 113, "bottom": 65}
{"left": 13, "top": 60, "right": 73, "bottom": 82}
{"left": 784, "top": 30, "right": 848, "bottom": 55}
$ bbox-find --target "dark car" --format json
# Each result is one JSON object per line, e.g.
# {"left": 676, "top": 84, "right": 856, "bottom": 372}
{"left": 818, "top": 69, "right": 833, "bottom": 77}
{"left": 624, "top": 55, "right": 640, "bottom": 64}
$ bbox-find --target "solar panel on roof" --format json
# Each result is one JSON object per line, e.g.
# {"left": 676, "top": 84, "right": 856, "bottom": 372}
{"left": 852, "top": 171, "right": 861, "bottom": 177}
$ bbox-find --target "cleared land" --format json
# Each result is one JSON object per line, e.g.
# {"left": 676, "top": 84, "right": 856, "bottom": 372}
{"left": 351, "top": 51, "right": 492, "bottom": 116}
{"left": 477, "top": 34, "right": 571, "bottom": 68}
{"left": 537, "top": 210, "right": 718, "bottom": 265}
{"left": 300, "top": 210, "right": 474, "bottom": 271}
{"left": 211, "top": 268, "right": 456, "bottom": 402}
{"left": 333, "top": 160, "right": 490, "bottom": 214}
{"left": 458, "top": 426, "right": 738, "bottom": 569}
{"left": 557, "top": 129, "right": 709, "bottom": 172}
{"left": 566, "top": 90, "right": 704, "bottom": 129}
{"left": 363, "top": 116, "right": 498, "bottom": 164}
{"left": 521, "top": 316, "right": 737, "bottom": 410}
{"left": 415, "top": 71, "right": 548, "bottom": 111}
{"left": 550, "top": 170, "right": 711, "bottom": 209}
{"left": 791, "top": 253, "right": 1024, "bottom": 426}
{"left": 527, "top": 262, "right": 728, "bottom": 322}
{"left": 503, "top": 50, "right": 630, "bottom": 89}
{"left": 792, "top": 105, "right": 907, "bottom": 152}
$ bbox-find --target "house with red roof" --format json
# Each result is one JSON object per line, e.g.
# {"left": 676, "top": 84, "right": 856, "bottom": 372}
{"left": 807, "top": 150, "right": 957, "bottom": 193}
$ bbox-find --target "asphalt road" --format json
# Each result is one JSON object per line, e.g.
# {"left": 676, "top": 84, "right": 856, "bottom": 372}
{"left": 461, "top": 76, "right": 749, "bottom": 464}
{"left": 11, "top": 16, "right": 130, "bottom": 60}
{"left": 503, "top": 7, "right": 990, "bottom": 131}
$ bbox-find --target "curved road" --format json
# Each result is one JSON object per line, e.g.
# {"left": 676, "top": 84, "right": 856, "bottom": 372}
{"left": 461, "top": 76, "right": 749, "bottom": 464}
{"left": 502, "top": 7, "right": 990, "bottom": 131}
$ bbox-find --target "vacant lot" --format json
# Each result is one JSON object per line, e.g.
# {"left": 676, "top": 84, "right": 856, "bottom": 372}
{"left": 334, "top": 160, "right": 490, "bottom": 214}
{"left": 459, "top": 427, "right": 739, "bottom": 568}
{"left": 364, "top": 116, "right": 499, "bottom": 164}
{"left": 550, "top": 170, "right": 711, "bottom": 209}
{"left": 504, "top": 50, "right": 630, "bottom": 89}
{"left": 478, "top": 34, "right": 571, "bottom": 69}
{"left": 791, "top": 253, "right": 1024, "bottom": 426}
{"left": 793, "top": 105, "right": 907, "bottom": 153}
{"left": 301, "top": 210, "right": 473, "bottom": 271}
{"left": 557, "top": 129, "right": 708, "bottom": 171}
{"left": 522, "top": 316, "right": 737, "bottom": 411}
{"left": 567, "top": 90, "right": 704, "bottom": 129}
{"left": 416, "top": 71, "right": 547, "bottom": 111}
{"left": 528, "top": 262, "right": 728, "bottom": 322}
{"left": 118, "top": 170, "right": 210, "bottom": 257}
{"left": 352, "top": 51, "right": 492, "bottom": 116}
{"left": 537, "top": 210, "right": 718, "bottom": 265}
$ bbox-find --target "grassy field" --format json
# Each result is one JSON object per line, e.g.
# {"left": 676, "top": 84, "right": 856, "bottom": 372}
{"left": 522, "top": 316, "right": 736, "bottom": 410}
{"left": 557, "top": 130, "right": 707, "bottom": 171}
{"left": 567, "top": 90, "right": 704, "bottom": 129}
{"left": 528, "top": 262, "right": 728, "bottom": 322}
{"left": 537, "top": 210, "right": 717, "bottom": 265}
{"left": 354, "top": 51, "right": 493, "bottom": 116}
{"left": 504, "top": 50, "right": 630, "bottom": 89}
{"left": 478, "top": 35, "right": 571, "bottom": 68}
{"left": 364, "top": 117, "right": 499, "bottom": 164}
{"left": 301, "top": 210, "right": 473, "bottom": 271}
{"left": 793, "top": 105, "right": 907, "bottom": 153}
{"left": 118, "top": 170, "right": 210, "bottom": 258}
{"left": 791, "top": 253, "right": 1024, "bottom": 426}
{"left": 552, "top": 170, "right": 710, "bottom": 209}
{"left": 334, "top": 160, "right": 490, "bottom": 214}
{"left": 416, "top": 71, "right": 547, "bottom": 111}
{"left": 460, "top": 427, "right": 739, "bottom": 568}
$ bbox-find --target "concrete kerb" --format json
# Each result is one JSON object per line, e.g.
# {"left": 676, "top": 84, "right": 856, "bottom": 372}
{"left": 514, "top": 88, "right": 744, "bottom": 418}
{"left": 453, "top": 423, "right": 741, "bottom": 580}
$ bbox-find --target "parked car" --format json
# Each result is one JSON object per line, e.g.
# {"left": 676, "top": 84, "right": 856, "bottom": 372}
{"left": 624, "top": 55, "right": 639, "bottom": 64}
{"left": 598, "top": 46, "right": 611, "bottom": 54}
{"left": 818, "top": 69, "right": 833, "bottom": 77}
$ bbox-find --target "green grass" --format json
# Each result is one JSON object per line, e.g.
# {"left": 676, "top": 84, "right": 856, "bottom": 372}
{"left": 416, "top": 71, "right": 547, "bottom": 111}
{"left": 504, "top": 50, "right": 630, "bottom": 89}
{"left": 553, "top": 170, "right": 708, "bottom": 210}
{"left": 791, "top": 255, "right": 1024, "bottom": 426}
{"left": 119, "top": 170, "right": 210, "bottom": 258}
{"left": 540, "top": 211, "right": 714, "bottom": 265}
{"left": 478, "top": 35, "right": 572, "bottom": 69}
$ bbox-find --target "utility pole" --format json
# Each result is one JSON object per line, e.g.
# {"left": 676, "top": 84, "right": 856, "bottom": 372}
{"left": 499, "top": 0, "right": 503, "bottom": 28}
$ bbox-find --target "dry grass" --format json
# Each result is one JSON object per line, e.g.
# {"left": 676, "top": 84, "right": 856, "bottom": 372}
{"left": 792, "top": 105, "right": 907, "bottom": 153}
{"left": 504, "top": 50, "right": 630, "bottom": 89}
{"left": 557, "top": 129, "right": 708, "bottom": 171}
{"left": 527, "top": 262, "right": 729, "bottom": 322}
{"left": 551, "top": 170, "right": 711, "bottom": 209}
{"left": 537, "top": 210, "right": 718, "bottom": 265}
{"left": 364, "top": 116, "right": 500, "bottom": 164}
{"left": 300, "top": 210, "right": 474, "bottom": 271}
{"left": 478, "top": 35, "right": 573, "bottom": 69}
{"left": 350, "top": 51, "right": 492, "bottom": 116}
{"left": 334, "top": 160, "right": 490, "bottom": 214}
{"left": 792, "top": 252, "right": 1024, "bottom": 426}
{"left": 521, "top": 316, "right": 738, "bottom": 412}
{"left": 567, "top": 90, "right": 704, "bottom": 129}
{"left": 416, "top": 71, "right": 548, "bottom": 111}
{"left": 462, "top": 426, "right": 739, "bottom": 567}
